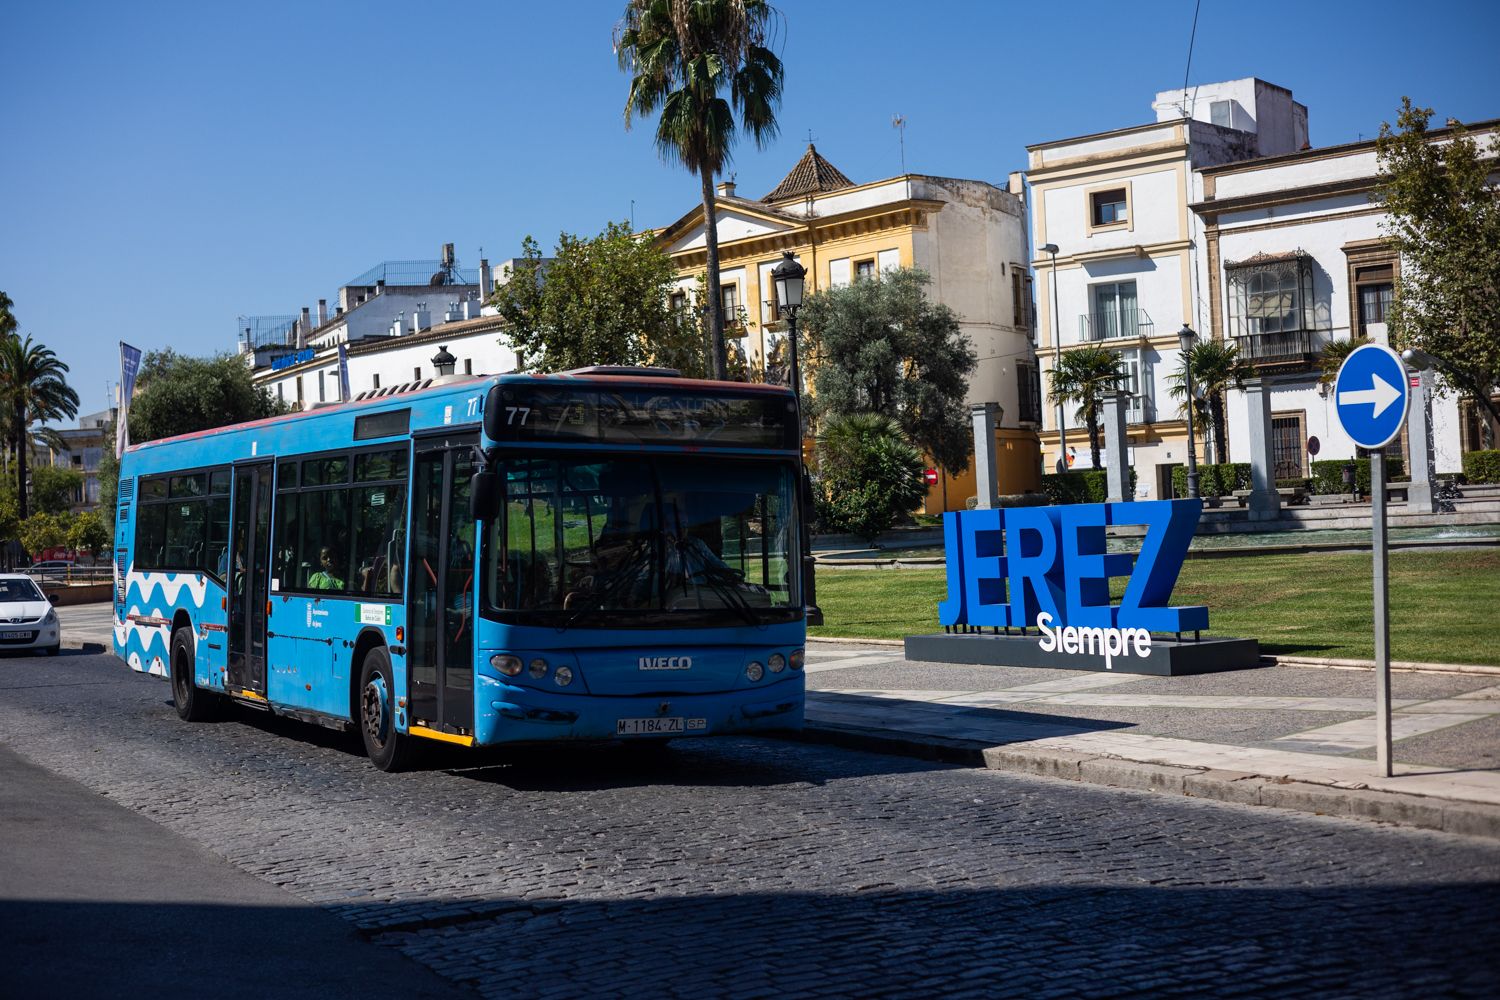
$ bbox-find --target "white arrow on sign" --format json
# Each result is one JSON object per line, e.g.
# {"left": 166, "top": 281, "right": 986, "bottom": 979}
{"left": 1338, "top": 372, "right": 1402, "bottom": 417}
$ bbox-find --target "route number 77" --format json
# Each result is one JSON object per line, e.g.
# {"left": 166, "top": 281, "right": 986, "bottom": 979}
{"left": 505, "top": 406, "right": 532, "bottom": 426}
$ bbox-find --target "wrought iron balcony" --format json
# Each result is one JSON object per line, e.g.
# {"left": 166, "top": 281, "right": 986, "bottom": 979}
{"left": 1079, "top": 308, "right": 1154, "bottom": 343}
{"left": 1234, "top": 329, "right": 1318, "bottom": 370}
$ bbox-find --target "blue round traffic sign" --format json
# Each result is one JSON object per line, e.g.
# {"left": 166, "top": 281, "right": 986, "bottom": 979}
{"left": 1333, "top": 343, "right": 1409, "bottom": 450}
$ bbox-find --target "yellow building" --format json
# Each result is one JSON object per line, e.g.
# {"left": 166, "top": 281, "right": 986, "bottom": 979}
{"left": 653, "top": 145, "right": 1042, "bottom": 508}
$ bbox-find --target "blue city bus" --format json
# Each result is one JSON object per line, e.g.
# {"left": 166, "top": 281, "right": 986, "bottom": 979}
{"left": 113, "top": 368, "right": 807, "bottom": 770}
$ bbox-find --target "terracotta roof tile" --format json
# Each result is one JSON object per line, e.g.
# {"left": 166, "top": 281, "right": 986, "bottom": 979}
{"left": 762, "top": 144, "right": 855, "bottom": 202}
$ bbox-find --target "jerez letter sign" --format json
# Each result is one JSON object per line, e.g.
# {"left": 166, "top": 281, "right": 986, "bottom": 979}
{"left": 905, "top": 498, "right": 1256, "bottom": 676}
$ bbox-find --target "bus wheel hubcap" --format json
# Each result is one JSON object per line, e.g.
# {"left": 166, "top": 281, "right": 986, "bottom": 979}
{"left": 362, "top": 676, "right": 390, "bottom": 747}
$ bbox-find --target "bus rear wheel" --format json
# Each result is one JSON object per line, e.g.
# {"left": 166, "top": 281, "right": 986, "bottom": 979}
{"left": 170, "top": 628, "right": 220, "bottom": 722}
{"left": 359, "top": 648, "right": 413, "bottom": 772}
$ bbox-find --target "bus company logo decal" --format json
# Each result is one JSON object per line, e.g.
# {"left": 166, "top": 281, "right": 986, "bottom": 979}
{"left": 639, "top": 656, "right": 692, "bottom": 670}
{"left": 938, "top": 499, "right": 1208, "bottom": 662}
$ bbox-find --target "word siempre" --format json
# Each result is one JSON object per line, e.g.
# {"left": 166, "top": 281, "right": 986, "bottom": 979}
{"left": 1035, "top": 612, "right": 1151, "bottom": 670}
{"left": 939, "top": 499, "right": 1207, "bottom": 638}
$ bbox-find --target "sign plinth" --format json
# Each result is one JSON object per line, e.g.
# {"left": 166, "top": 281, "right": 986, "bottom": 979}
{"left": 904, "top": 632, "right": 1259, "bottom": 676}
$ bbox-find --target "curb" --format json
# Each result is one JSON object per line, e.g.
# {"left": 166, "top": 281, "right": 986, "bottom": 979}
{"left": 791, "top": 722, "right": 1500, "bottom": 841}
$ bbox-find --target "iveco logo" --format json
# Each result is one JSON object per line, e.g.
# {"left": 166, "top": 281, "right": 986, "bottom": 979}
{"left": 639, "top": 656, "right": 692, "bottom": 671}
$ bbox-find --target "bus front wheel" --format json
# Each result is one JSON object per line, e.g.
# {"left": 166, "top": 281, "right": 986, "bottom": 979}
{"left": 359, "top": 648, "right": 413, "bottom": 772}
{"left": 170, "top": 628, "right": 219, "bottom": 722}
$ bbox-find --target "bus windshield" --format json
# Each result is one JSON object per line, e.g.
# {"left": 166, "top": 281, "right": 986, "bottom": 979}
{"left": 486, "top": 455, "right": 800, "bottom": 628}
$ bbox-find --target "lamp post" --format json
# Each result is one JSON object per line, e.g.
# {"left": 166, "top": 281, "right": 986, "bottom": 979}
{"left": 431, "top": 345, "right": 457, "bottom": 378}
{"left": 1177, "top": 323, "right": 1200, "bottom": 499}
{"left": 1039, "top": 243, "right": 1067, "bottom": 472}
{"left": 772, "top": 250, "right": 822, "bottom": 626}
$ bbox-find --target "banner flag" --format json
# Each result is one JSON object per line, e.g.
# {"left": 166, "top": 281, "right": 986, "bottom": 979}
{"left": 338, "top": 343, "right": 352, "bottom": 401}
{"left": 116, "top": 342, "right": 142, "bottom": 458}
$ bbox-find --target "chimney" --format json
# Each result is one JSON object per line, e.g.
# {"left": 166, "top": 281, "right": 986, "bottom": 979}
{"left": 716, "top": 179, "right": 736, "bottom": 198}
{"left": 375, "top": 279, "right": 385, "bottom": 294}
{"left": 479, "top": 258, "right": 493, "bottom": 299}
{"left": 317, "top": 299, "right": 328, "bottom": 325}
{"left": 301, "top": 306, "right": 312, "bottom": 338}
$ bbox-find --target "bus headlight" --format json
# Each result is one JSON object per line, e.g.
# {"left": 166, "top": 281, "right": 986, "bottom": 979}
{"left": 768, "top": 653, "right": 786, "bottom": 673}
{"left": 491, "top": 654, "right": 523, "bottom": 677}
{"left": 790, "top": 649, "right": 805, "bottom": 671}
{"left": 745, "top": 661, "right": 764, "bottom": 682}
{"left": 528, "top": 658, "right": 548, "bottom": 679}
{"left": 554, "top": 666, "right": 574, "bottom": 687}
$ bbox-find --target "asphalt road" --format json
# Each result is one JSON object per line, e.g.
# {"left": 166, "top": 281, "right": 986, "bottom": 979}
{"left": 4, "top": 649, "right": 1500, "bottom": 998}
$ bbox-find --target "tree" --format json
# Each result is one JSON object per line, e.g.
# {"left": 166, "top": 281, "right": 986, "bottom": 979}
{"left": 814, "top": 412, "right": 926, "bottom": 544}
{"left": 127, "top": 350, "right": 287, "bottom": 444}
{"left": 493, "top": 222, "right": 686, "bottom": 374}
{"left": 19, "top": 511, "right": 70, "bottom": 559}
{"left": 1317, "top": 336, "right": 1370, "bottom": 386}
{"left": 1049, "top": 346, "right": 1125, "bottom": 471}
{"left": 1378, "top": 99, "right": 1500, "bottom": 447}
{"left": 798, "top": 268, "right": 977, "bottom": 480}
{"left": 29, "top": 464, "right": 83, "bottom": 515}
{"left": 616, "top": 0, "right": 784, "bottom": 379}
{"left": 0, "top": 331, "right": 80, "bottom": 521}
{"left": 67, "top": 509, "right": 111, "bottom": 559}
{"left": 1168, "top": 340, "right": 1253, "bottom": 464}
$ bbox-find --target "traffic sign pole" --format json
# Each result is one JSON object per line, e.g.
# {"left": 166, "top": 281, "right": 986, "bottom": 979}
{"left": 1331, "top": 342, "right": 1409, "bottom": 779}
{"left": 1371, "top": 450, "right": 1392, "bottom": 777}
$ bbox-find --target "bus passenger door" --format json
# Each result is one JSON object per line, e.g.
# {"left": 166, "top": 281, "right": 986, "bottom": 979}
{"left": 408, "top": 436, "right": 476, "bottom": 736}
{"left": 227, "top": 461, "right": 273, "bottom": 696}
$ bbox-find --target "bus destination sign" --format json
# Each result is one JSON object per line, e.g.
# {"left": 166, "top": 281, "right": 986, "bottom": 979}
{"left": 485, "top": 384, "right": 798, "bottom": 450}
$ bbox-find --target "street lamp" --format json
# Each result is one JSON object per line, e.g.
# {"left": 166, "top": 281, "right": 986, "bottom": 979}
{"left": 771, "top": 250, "right": 822, "bottom": 626}
{"left": 1177, "top": 323, "right": 1201, "bottom": 499}
{"left": 432, "top": 345, "right": 457, "bottom": 378}
{"left": 1039, "top": 243, "right": 1067, "bottom": 473}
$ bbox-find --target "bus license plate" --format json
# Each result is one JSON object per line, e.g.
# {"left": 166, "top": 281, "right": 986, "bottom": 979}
{"left": 617, "top": 717, "right": 685, "bottom": 736}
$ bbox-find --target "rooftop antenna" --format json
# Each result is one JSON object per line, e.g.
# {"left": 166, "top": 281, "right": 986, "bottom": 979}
{"left": 630, "top": 199, "right": 635, "bottom": 229}
{"left": 892, "top": 114, "right": 907, "bottom": 173}
{"left": 1178, "top": 0, "right": 1202, "bottom": 118}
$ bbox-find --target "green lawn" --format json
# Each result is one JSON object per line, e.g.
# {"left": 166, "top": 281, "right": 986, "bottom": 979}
{"left": 809, "top": 549, "right": 1500, "bottom": 665}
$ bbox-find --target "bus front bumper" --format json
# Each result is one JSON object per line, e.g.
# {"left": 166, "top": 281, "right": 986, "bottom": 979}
{"left": 474, "top": 674, "right": 805, "bottom": 745}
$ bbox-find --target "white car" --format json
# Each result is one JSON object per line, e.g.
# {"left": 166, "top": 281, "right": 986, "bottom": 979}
{"left": 0, "top": 574, "right": 61, "bottom": 656}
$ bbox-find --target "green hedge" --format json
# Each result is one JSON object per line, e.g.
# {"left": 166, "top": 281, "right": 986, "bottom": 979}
{"left": 1310, "top": 457, "right": 1405, "bottom": 495}
{"left": 1170, "top": 462, "right": 1252, "bottom": 498}
{"left": 1462, "top": 450, "right": 1500, "bottom": 484}
{"left": 1040, "top": 469, "right": 1137, "bottom": 504}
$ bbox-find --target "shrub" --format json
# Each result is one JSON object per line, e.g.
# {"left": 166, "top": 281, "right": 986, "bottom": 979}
{"left": 814, "top": 412, "right": 927, "bottom": 543}
{"left": 1462, "top": 450, "right": 1500, "bottom": 484}
{"left": 1169, "top": 462, "right": 1251, "bottom": 499}
{"left": 1310, "top": 457, "right": 1406, "bottom": 495}
{"left": 1040, "top": 469, "right": 1137, "bottom": 504}
{"left": 1276, "top": 477, "right": 1313, "bottom": 492}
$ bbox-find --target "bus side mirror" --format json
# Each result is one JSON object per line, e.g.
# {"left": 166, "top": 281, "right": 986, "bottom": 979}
{"left": 470, "top": 471, "right": 500, "bottom": 521}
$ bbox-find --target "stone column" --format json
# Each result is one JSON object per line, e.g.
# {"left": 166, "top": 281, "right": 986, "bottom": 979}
{"left": 1245, "top": 378, "right": 1281, "bottom": 521}
{"left": 1406, "top": 369, "right": 1437, "bottom": 512}
{"left": 1101, "top": 390, "right": 1129, "bottom": 503}
{"left": 970, "top": 402, "right": 999, "bottom": 509}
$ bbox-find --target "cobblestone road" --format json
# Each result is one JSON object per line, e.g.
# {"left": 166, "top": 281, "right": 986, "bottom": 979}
{"left": 4, "top": 651, "right": 1499, "bottom": 998}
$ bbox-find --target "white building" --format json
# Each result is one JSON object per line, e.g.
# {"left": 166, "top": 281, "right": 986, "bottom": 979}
{"left": 1195, "top": 119, "right": 1500, "bottom": 476}
{"left": 1029, "top": 78, "right": 1322, "bottom": 498}
{"left": 243, "top": 247, "right": 519, "bottom": 406}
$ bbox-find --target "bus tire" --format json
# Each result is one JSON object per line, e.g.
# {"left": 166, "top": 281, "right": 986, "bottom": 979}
{"left": 359, "top": 648, "right": 412, "bottom": 772}
{"left": 170, "top": 628, "right": 219, "bottom": 722}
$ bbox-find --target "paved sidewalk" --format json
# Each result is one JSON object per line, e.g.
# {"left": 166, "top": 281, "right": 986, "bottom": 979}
{"left": 801, "top": 641, "right": 1500, "bottom": 838}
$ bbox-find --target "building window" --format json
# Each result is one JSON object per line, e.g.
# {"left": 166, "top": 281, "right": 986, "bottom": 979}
{"left": 318, "top": 371, "right": 326, "bottom": 402}
{"left": 296, "top": 376, "right": 304, "bottom": 404}
{"left": 372, "top": 373, "right": 380, "bottom": 389}
{"left": 464, "top": 358, "right": 473, "bottom": 375}
{"left": 1084, "top": 281, "right": 1141, "bottom": 341}
{"left": 1354, "top": 263, "right": 1394, "bottom": 339}
{"left": 854, "top": 258, "right": 876, "bottom": 282}
{"left": 1226, "top": 253, "right": 1320, "bottom": 363}
{"left": 1011, "top": 271, "right": 1024, "bottom": 328}
{"left": 1024, "top": 274, "right": 1036, "bottom": 339}
{"left": 277, "top": 383, "right": 284, "bottom": 402}
{"left": 1271, "top": 412, "right": 1307, "bottom": 480}
{"left": 1090, "top": 188, "right": 1128, "bottom": 227}
{"left": 413, "top": 367, "right": 421, "bottom": 381}
{"left": 720, "top": 283, "right": 739, "bottom": 315}
{"left": 1016, "top": 362, "right": 1043, "bottom": 425}
{"left": 1121, "top": 354, "right": 1152, "bottom": 424}
{"left": 670, "top": 291, "right": 688, "bottom": 315}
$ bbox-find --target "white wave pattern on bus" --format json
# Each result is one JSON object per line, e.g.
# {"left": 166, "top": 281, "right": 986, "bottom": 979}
{"left": 116, "top": 568, "right": 209, "bottom": 678}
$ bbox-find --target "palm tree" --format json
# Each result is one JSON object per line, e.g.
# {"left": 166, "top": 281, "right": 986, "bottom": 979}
{"left": 0, "top": 334, "right": 80, "bottom": 521}
{"left": 1168, "top": 339, "right": 1253, "bottom": 464}
{"left": 1317, "top": 335, "right": 1369, "bottom": 386}
{"left": 616, "top": 0, "right": 784, "bottom": 380}
{"left": 1050, "top": 346, "right": 1125, "bottom": 470}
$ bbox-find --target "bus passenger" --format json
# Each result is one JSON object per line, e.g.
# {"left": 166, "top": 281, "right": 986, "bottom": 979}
{"left": 307, "top": 545, "right": 345, "bottom": 591}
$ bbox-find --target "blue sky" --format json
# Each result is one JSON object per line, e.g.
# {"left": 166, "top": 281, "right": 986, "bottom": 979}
{"left": 4, "top": 0, "right": 1498, "bottom": 423}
